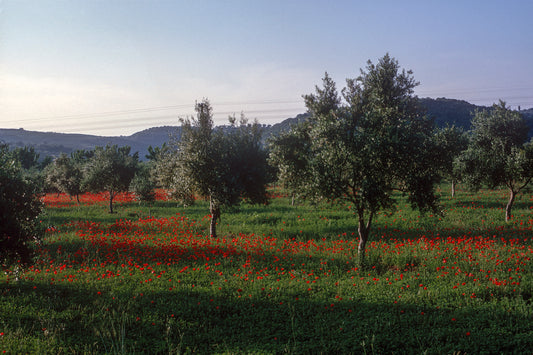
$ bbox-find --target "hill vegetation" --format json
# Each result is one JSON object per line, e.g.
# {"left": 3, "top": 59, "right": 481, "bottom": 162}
{"left": 2, "top": 98, "right": 531, "bottom": 160}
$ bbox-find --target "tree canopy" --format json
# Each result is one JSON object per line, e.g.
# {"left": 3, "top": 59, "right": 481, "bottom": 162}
{"left": 82, "top": 145, "right": 139, "bottom": 213}
{"left": 45, "top": 153, "right": 84, "bottom": 202}
{"left": 160, "top": 99, "right": 269, "bottom": 238}
{"left": 270, "top": 54, "right": 441, "bottom": 262}
{"left": 267, "top": 121, "right": 312, "bottom": 205}
{"left": 456, "top": 101, "right": 533, "bottom": 221}
{"left": 433, "top": 125, "right": 469, "bottom": 197}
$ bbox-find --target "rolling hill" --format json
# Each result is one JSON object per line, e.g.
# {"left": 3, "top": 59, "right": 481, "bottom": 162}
{"left": 1, "top": 98, "right": 531, "bottom": 160}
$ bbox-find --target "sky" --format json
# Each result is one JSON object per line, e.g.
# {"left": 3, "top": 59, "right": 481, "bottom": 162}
{"left": 1, "top": 0, "right": 532, "bottom": 136}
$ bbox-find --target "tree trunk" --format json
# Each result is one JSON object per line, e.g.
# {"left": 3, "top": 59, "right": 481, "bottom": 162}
{"left": 505, "top": 188, "right": 516, "bottom": 222}
{"left": 357, "top": 223, "right": 369, "bottom": 255}
{"left": 357, "top": 209, "right": 374, "bottom": 266}
{"left": 291, "top": 194, "right": 295, "bottom": 206}
{"left": 451, "top": 179, "right": 456, "bottom": 198}
{"left": 109, "top": 191, "right": 115, "bottom": 214}
{"left": 209, "top": 198, "right": 221, "bottom": 238}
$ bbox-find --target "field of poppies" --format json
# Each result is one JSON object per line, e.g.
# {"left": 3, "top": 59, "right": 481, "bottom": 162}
{"left": 1, "top": 186, "right": 532, "bottom": 354}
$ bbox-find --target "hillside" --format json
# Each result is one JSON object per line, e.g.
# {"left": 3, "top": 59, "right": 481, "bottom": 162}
{"left": 1, "top": 98, "right": 532, "bottom": 160}
{"left": 419, "top": 98, "right": 533, "bottom": 136}
{"left": 418, "top": 97, "right": 480, "bottom": 129}
{"left": 0, "top": 126, "right": 181, "bottom": 160}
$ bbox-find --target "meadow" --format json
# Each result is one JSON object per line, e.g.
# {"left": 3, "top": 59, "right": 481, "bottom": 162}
{"left": 1, "top": 185, "right": 532, "bottom": 354}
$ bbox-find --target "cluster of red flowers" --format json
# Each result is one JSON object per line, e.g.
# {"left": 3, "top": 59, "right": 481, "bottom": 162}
{"left": 41, "top": 189, "right": 170, "bottom": 208}
{"left": 17, "top": 201, "right": 530, "bottom": 303}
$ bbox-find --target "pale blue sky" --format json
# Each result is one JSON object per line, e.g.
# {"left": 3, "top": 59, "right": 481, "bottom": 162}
{"left": 1, "top": 0, "right": 532, "bottom": 135}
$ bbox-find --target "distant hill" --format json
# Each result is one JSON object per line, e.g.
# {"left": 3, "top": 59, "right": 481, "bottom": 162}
{"left": 418, "top": 98, "right": 533, "bottom": 137}
{"left": 418, "top": 97, "right": 480, "bottom": 129}
{"left": 520, "top": 107, "right": 533, "bottom": 135}
{"left": 1, "top": 98, "right": 531, "bottom": 160}
{"left": 260, "top": 113, "right": 310, "bottom": 143}
{"left": 0, "top": 126, "right": 181, "bottom": 160}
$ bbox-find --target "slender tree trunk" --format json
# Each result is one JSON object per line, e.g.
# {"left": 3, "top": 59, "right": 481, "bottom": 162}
{"left": 505, "top": 188, "right": 516, "bottom": 222}
{"left": 209, "top": 198, "right": 220, "bottom": 238}
{"left": 109, "top": 191, "right": 115, "bottom": 214}
{"left": 451, "top": 179, "right": 456, "bottom": 198}
{"left": 76, "top": 194, "right": 80, "bottom": 204}
{"left": 291, "top": 194, "right": 295, "bottom": 206}
{"left": 357, "top": 209, "right": 374, "bottom": 265}
{"left": 357, "top": 221, "right": 369, "bottom": 255}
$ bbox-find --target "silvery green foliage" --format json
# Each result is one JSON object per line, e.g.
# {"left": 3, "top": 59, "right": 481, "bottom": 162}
{"left": 272, "top": 54, "right": 441, "bottom": 257}
{"left": 457, "top": 101, "right": 533, "bottom": 221}
{"left": 82, "top": 145, "right": 139, "bottom": 213}
{"left": 45, "top": 153, "right": 84, "bottom": 201}
{"left": 433, "top": 125, "right": 469, "bottom": 197}
{"left": 267, "top": 121, "right": 312, "bottom": 203}
{"left": 161, "top": 99, "right": 269, "bottom": 237}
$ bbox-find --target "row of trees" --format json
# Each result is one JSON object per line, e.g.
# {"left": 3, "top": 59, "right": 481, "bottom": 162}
{"left": 268, "top": 54, "right": 533, "bottom": 261}
{"left": 2, "top": 100, "right": 272, "bottom": 268}
{"left": 1, "top": 144, "right": 144, "bottom": 267}
{"left": 45, "top": 146, "right": 140, "bottom": 213}
{"left": 2, "top": 53, "right": 533, "bottom": 267}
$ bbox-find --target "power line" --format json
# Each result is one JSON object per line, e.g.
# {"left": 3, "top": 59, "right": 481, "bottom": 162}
{"left": 11, "top": 106, "right": 306, "bottom": 135}
{"left": 2, "top": 99, "right": 305, "bottom": 126}
{"left": 3, "top": 89, "right": 533, "bottom": 135}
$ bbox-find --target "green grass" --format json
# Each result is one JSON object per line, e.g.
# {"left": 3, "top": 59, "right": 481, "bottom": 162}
{"left": 1, "top": 184, "right": 532, "bottom": 354}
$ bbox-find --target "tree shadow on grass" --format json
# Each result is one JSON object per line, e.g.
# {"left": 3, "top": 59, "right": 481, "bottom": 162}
{"left": 1, "top": 277, "right": 531, "bottom": 354}
{"left": 5, "top": 211, "right": 533, "bottom": 353}
{"left": 444, "top": 188, "right": 532, "bottom": 211}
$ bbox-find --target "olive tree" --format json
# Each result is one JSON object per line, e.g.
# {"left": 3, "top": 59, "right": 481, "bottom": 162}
{"left": 456, "top": 101, "right": 533, "bottom": 221}
{"left": 161, "top": 99, "right": 269, "bottom": 238}
{"left": 268, "top": 122, "right": 312, "bottom": 205}
{"left": 82, "top": 145, "right": 139, "bottom": 213}
{"left": 433, "top": 125, "right": 469, "bottom": 197}
{"left": 272, "top": 54, "right": 441, "bottom": 262}
{"left": 45, "top": 153, "right": 84, "bottom": 202}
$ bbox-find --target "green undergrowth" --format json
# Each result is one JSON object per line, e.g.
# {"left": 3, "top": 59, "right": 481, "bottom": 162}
{"left": 1, "top": 184, "right": 532, "bottom": 354}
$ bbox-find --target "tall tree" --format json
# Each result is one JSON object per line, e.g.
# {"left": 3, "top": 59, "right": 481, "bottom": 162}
{"left": 268, "top": 121, "right": 312, "bottom": 205}
{"left": 45, "top": 153, "right": 84, "bottom": 202}
{"left": 274, "top": 54, "right": 440, "bottom": 262}
{"left": 162, "top": 99, "right": 269, "bottom": 238}
{"left": 433, "top": 125, "right": 469, "bottom": 197}
{"left": 10, "top": 146, "right": 40, "bottom": 170}
{"left": 70, "top": 149, "right": 95, "bottom": 165}
{"left": 0, "top": 144, "right": 43, "bottom": 267}
{"left": 82, "top": 145, "right": 139, "bottom": 213}
{"left": 145, "top": 143, "right": 167, "bottom": 162}
{"left": 456, "top": 101, "right": 533, "bottom": 221}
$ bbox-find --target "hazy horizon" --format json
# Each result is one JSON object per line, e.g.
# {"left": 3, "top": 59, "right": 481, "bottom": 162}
{"left": 1, "top": 0, "right": 532, "bottom": 136}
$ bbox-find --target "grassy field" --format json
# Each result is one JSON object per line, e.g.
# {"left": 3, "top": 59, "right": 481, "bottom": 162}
{"left": 1, "top": 186, "right": 532, "bottom": 354}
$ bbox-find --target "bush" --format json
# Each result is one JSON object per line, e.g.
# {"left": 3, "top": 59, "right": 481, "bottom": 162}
{"left": 0, "top": 146, "right": 43, "bottom": 267}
